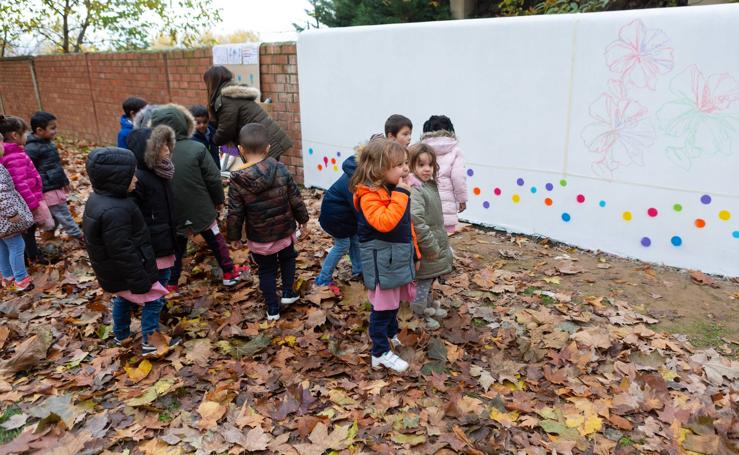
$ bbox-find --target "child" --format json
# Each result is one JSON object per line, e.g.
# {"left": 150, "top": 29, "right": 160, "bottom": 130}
{"left": 149, "top": 104, "right": 245, "bottom": 290}
{"left": 189, "top": 105, "right": 220, "bottom": 169}
{"left": 407, "top": 143, "right": 453, "bottom": 330}
{"left": 316, "top": 144, "right": 362, "bottom": 295}
{"left": 384, "top": 114, "right": 413, "bottom": 147}
{"left": 0, "top": 133, "right": 34, "bottom": 292}
{"left": 0, "top": 115, "right": 49, "bottom": 264}
{"left": 226, "top": 123, "right": 309, "bottom": 321}
{"left": 83, "top": 147, "right": 180, "bottom": 356}
{"left": 26, "top": 111, "right": 84, "bottom": 242}
{"left": 350, "top": 138, "right": 420, "bottom": 373}
{"left": 117, "top": 97, "right": 147, "bottom": 147}
{"left": 421, "top": 115, "right": 467, "bottom": 234}
{"left": 126, "top": 125, "right": 178, "bottom": 295}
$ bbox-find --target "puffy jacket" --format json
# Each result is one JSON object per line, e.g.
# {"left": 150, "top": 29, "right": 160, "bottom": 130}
{"left": 150, "top": 104, "right": 224, "bottom": 235}
{"left": 117, "top": 115, "right": 133, "bottom": 148}
{"left": 226, "top": 157, "right": 308, "bottom": 243}
{"left": 192, "top": 123, "right": 221, "bottom": 170}
{"left": 25, "top": 134, "right": 70, "bottom": 192}
{"left": 83, "top": 147, "right": 159, "bottom": 294}
{"left": 211, "top": 82, "right": 292, "bottom": 159}
{"left": 0, "top": 166, "right": 33, "bottom": 239}
{"left": 0, "top": 142, "right": 43, "bottom": 211}
{"left": 408, "top": 174, "right": 453, "bottom": 280}
{"left": 318, "top": 155, "right": 358, "bottom": 239}
{"left": 126, "top": 126, "right": 178, "bottom": 259}
{"left": 421, "top": 131, "right": 468, "bottom": 228}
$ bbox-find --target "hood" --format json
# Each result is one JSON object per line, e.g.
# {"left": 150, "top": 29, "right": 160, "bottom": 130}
{"left": 421, "top": 132, "right": 458, "bottom": 156}
{"left": 232, "top": 157, "right": 278, "bottom": 194}
{"left": 120, "top": 114, "right": 133, "bottom": 129}
{"left": 126, "top": 125, "right": 175, "bottom": 170}
{"left": 150, "top": 104, "right": 195, "bottom": 140}
{"left": 133, "top": 104, "right": 160, "bottom": 129}
{"left": 86, "top": 147, "right": 137, "bottom": 198}
{"left": 406, "top": 173, "right": 423, "bottom": 188}
{"left": 342, "top": 155, "right": 357, "bottom": 176}
{"left": 2, "top": 142, "right": 24, "bottom": 156}
{"left": 221, "top": 82, "right": 261, "bottom": 101}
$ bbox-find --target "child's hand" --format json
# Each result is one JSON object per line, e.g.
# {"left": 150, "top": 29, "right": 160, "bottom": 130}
{"left": 8, "top": 214, "right": 21, "bottom": 224}
{"left": 415, "top": 261, "right": 421, "bottom": 272}
{"left": 298, "top": 223, "right": 310, "bottom": 239}
{"left": 230, "top": 240, "right": 243, "bottom": 249}
{"left": 458, "top": 202, "right": 466, "bottom": 213}
{"left": 396, "top": 177, "right": 411, "bottom": 192}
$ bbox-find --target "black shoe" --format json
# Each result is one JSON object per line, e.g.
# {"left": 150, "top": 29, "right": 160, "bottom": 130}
{"left": 141, "top": 336, "right": 182, "bottom": 357}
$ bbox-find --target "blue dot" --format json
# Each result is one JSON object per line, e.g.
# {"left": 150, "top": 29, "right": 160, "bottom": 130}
{"left": 700, "top": 194, "right": 711, "bottom": 205}
{"left": 483, "top": 201, "right": 490, "bottom": 209}
{"left": 545, "top": 183, "right": 554, "bottom": 191}
{"left": 530, "top": 187, "right": 537, "bottom": 194}
{"left": 561, "top": 213, "right": 571, "bottom": 222}
{"left": 671, "top": 236, "right": 682, "bottom": 246}
{"left": 599, "top": 200, "right": 606, "bottom": 208}
{"left": 733, "top": 231, "right": 739, "bottom": 239}
{"left": 467, "top": 169, "right": 474, "bottom": 177}
{"left": 308, "top": 148, "right": 314, "bottom": 155}
{"left": 336, "top": 151, "right": 341, "bottom": 157}
{"left": 516, "top": 178, "right": 525, "bottom": 186}
{"left": 641, "top": 237, "right": 651, "bottom": 247}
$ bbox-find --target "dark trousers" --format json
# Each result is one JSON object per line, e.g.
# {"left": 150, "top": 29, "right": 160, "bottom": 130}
{"left": 369, "top": 308, "right": 399, "bottom": 357}
{"left": 23, "top": 224, "right": 38, "bottom": 261}
{"left": 170, "top": 227, "right": 234, "bottom": 286}
{"left": 251, "top": 243, "right": 297, "bottom": 316}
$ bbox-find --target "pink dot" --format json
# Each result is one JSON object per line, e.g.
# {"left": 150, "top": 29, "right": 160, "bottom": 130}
{"left": 323, "top": 157, "right": 329, "bottom": 165}
{"left": 647, "top": 208, "right": 658, "bottom": 217}
{"left": 576, "top": 194, "right": 585, "bottom": 203}
{"left": 494, "top": 188, "right": 502, "bottom": 196}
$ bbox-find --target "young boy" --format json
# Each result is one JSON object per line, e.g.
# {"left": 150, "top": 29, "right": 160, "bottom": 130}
{"left": 83, "top": 147, "right": 180, "bottom": 356}
{"left": 25, "top": 111, "right": 83, "bottom": 242}
{"left": 117, "top": 97, "right": 147, "bottom": 148}
{"left": 227, "top": 123, "right": 309, "bottom": 321}
{"left": 189, "top": 105, "right": 220, "bottom": 169}
{"left": 384, "top": 114, "right": 413, "bottom": 147}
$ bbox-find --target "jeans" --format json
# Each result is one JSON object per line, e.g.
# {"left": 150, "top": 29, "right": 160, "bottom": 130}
{"left": 251, "top": 243, "right": 297, "bottom": 316}
{"left": 49, "top": 203, "right": 82, "bottom": 238}
{"left": 0, "top": 234, "right": 28, "bottom": 281}
{"left": 315, "top": 235, "right": 362, "bottom": 285}
{"left": 369, "top": 308, "right": 399, "bottom": 357}
{"left": 111, "top": 268, "right": 171, "bottom": 343}
{"left": 170, "top": 226, "right": 234, "bottom": 286}
{"left": 23, "top": 224, "right": 38, "bottom": 261}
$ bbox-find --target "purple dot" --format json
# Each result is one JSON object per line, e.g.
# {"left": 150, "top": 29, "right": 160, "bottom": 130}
{"left": 545, "top": 183, "right": 554, "bottom": 191}
{"left": 483, "top": 201, "right": 490, "bottom": 209}
{"left": 700, "top": 194, "right": 711, "bottom": 205}
{"left": 641, "top": 237, "right": 651, "bottom": 247}
{"left": 516, "top": 178, "right": 525, "bottom": 186}
{"left": 336, "top": 151, "right": 341, "bottom": 157}
{"left": 467, "top": 169, "right": 474, "bottom": 177}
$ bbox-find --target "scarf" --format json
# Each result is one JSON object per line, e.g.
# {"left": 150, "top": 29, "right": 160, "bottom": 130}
{"left": 153, "top": 159, "right": 175, "bottom": 180}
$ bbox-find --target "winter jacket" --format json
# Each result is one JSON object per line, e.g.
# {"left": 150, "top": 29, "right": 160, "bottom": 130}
{"left": 192, "top": 123, "right": 221, "bottom": 170}
{"left": 226, "top": 157, "right": 308, "bottom": 243}
{"left": 0, "top": 142, "right": 43, "bottom": 211}
{"left": 83, "top": 148, "right": 159, "bottom": 294}
{"left": 353, "top": 183, "right": 421, "bottom": 290}
{"left": 126, "top": 126, "right": 178, "bottom": 259}
{"left": 117, "top": 115, "right": 134, "bottom": 148}
{"left": 0, "top": 166, "right": 33, "bottom": 239}
{"left": 408, "top": 174, "right": 453, "bottom": 280}
{"left": 150, "top": 104, "right": 225, "bottom": 235}
{"left": 318, "top": 155, "right": 358, "bottom": 239}
{"left": 421, "top": 131, "right": 468, "bottom": 228}
{"left": 25, "top": 134, "right": 70, "bottom": 193}
{"left": 211, "top": 82, "right": 292, "bottom": 159}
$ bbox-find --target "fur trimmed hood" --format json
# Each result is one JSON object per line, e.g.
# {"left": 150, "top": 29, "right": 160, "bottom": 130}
{"left": 420, "top": 130, "right": 456, "bottom": 141}
{"left": 150, "top": 103, "right": 195, "bottom": 140}
{"left": 126, "top": 125, "right": 176, "bottom": 170}
{"left": 221, "top": 83, "right": 261, "bottom": 101}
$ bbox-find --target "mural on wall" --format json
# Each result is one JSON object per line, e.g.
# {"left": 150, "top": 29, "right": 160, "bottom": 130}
{"left": 298, "top": 5, "right": 739, "bottom": 276}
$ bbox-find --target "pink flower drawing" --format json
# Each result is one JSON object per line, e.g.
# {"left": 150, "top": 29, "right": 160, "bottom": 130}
{"left": 605, "top": 20, "right": 674, "bottom": 91}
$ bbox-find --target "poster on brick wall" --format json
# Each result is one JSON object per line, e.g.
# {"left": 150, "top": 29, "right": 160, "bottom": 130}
{"left": 212, "top": 43, "right": 261, "bottom": 91}
{"left": 298, "top": 5, "right": 739, "bottom": 276}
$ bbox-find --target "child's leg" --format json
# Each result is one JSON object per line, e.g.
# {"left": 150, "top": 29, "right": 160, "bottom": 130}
{"left": 369, "top": 308, "right": 396, "bottom": 357}
{"left": 5, "top": 235, "right": 28, "bottom": 281}
{"left": 111, "top": 297, "right": 133, "bottom": 341}
{"left": 277, "top": 243, "right": 298, "bottom": 297}
{"left": 0, "top": 238, "right": 13, "bottom": 280}
{"left": 23, "top": 224, "right": 38, "bottom": 261}
{"left": 385, "top": 308, "right": 399, "bottom": 340}
{"left": 199, "top": 228, "right": 234, "bottom": 273}
{"left": 251, "top": 252, "right": 280, "bottom": 316}
{"left": 349, "top": 235, "right": 362, "bottom": 276}
{"left": 158, "top": 268, "right": 172, "bottom": 287}
{"left": 169, "top": 235, "right": 188, "bottom": 286}
{"left": 140, "top": 298, "right": 164, "bottom": 344}
{"left": 411, "top": 279, "right": 434, "bottom": 315}
{"left": 315, "top": 237, "right": 350, "bottom": 285}
{"left": 48, "top": 203, "right": 83, "bottom": 238}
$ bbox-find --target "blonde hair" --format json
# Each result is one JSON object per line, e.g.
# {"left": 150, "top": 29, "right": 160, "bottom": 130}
{"left": 408, "top": 142, "right": 439, "bottom": 181}
{"left": 349, "top": 138, "right": 407, "bottom": 192}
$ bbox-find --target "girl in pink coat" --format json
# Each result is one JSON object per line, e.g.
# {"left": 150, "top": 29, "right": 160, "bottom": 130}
{"left": 421, "top": 115, "right": 467, "bottom": 234}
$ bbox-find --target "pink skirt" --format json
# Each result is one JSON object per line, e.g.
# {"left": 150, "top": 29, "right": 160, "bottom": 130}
{"left": 368, "top": 282, "right": 416, "bottom": 311}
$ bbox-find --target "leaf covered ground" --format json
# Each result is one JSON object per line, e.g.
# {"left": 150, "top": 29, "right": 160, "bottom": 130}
{"left": 0, "top": 140, "right": 737, "bottom": 455}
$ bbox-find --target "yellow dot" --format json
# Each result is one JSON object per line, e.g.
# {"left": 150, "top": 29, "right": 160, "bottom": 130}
{"left": 333, "top": 165, "right": 339, "bottom": 172}
{"left": 622, "top": 211, "right": 632, "bottom": 221}
{"left": 719, "top": 210, "right": 731, "bottom": 221}
{"left": 512, "top": 194, "right": 520, "bottom": 203}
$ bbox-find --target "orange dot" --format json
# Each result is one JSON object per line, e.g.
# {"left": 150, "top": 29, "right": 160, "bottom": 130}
{"left": 331, "top": 158, "right": 337, "bottom": 164}
{"left": 317, "top": 164, "right": 323, "bottom": 171}
{"left": 473, "top": 187, "right": 481, "bottom": 196}
{"left": 544, "top": 198, "right": 553, "bottom": 206}
{"left": 694, "top": 218, "right": 706, "bottom": 228}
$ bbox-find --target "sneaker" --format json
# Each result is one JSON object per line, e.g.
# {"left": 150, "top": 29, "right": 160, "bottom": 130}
{"left": 223, "top": 265, "right": 250, "bottom": 286}
{"left": 425, "top": 317, "right": 441, "bottom": 330}
{"left": 266, "top": 312, "right": 281, "bottom": 321}
{"left": 15, "top": 276, "right": 33, "bottom": 292}
{"left": 432, "top": 303, "right": 448, "bottom": 319}
{"left": 325, "top": 282, "right": 341, "bottom": 297}
{"left": 141, "top": 336, "right": 182, "bottom": 357}
{"left": 281, "top": 289, "right": 300, "bottom": 305}
{"left": 390, "top": 335, "right": 402, "bottom": 348}
{"left": 165, "top": 284, "right": 179, "bottom": 294}
{"left": 371, "top": 350, "right": 409, "bottom": 373}
{"left": 411, "top": 302, "right": 436, "bottom": 317}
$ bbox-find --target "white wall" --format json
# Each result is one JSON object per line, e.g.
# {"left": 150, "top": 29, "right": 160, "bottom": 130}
{"left": 297, "top": 5, "right": 739, "bottom": 276}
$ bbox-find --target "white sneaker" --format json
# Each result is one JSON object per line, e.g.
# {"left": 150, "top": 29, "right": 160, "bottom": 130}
{"left": 371, "top": 351, "right": 409, "bottom": 373}
{"left": 390, "top": 335, "right": 402, "bottom": 348}
{"left": 432, "top": 305, "right": 448, "bottom": 319}
{"left": 266, "top": 313, "right": 280, "bottom": 321}
{"left": 281, "top": 295, "right": 299, "bottom": 305}
{"left": 425, "top": 317, "right": 441, "bottom": 330}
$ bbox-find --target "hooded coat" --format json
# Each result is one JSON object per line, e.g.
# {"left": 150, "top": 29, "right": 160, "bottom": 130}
{"left": 226, "top": 157, "right": 308, "bottom": 243}
{"left": 117, "top": 115, "right": 134, "bottom": 148}
{"left": 318, "top": 155, "right": 358, "bottom": 239}
{"left": 421, "top": 131, "right": 468, "bottom": 228}
{"left": 408, "top": 174, "right": 453, "bottom": 280}
{"left": 83, "top": 148, "right": 159, "bottom": 294}
{"left": 25, "top": 134, "right": 70, "bottom": 192}
{"left": 0, "top": 166, "right": 33, "bottom": 239}
{"left": 126, "top": 126, "right": 178, "bottom": 258}
{"left": 150, "top": 104, "right": 224, "bottom": 235}
{"left": 0, "top": 142, "right": 43, "bottom": 211}
{"left": 211, "top": 82, "right": 292, "bottom": 159}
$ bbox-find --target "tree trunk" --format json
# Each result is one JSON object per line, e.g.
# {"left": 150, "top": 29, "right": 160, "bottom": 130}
{"left": 62, "top": 0, "right": 70, "bottom": 52}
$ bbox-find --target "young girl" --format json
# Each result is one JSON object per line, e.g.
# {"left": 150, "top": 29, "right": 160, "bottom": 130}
{"left": 350, "top": 138, "right": 419, "bottom": 373}
{"left": 407, "top": 143, "right": 453, "bottom": 330}
{"left": 0, "top": 133, "right": 34, "bottom": 292}
{"left": 0, "top": 115, "right": 50, "bottom": 264}
{"left": 421, "top": 115, "right": 467, "bottom": 234}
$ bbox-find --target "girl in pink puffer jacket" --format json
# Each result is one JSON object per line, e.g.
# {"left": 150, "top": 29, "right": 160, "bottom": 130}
{"left": 421, "top": 115, "right": 468, "bottom": 234}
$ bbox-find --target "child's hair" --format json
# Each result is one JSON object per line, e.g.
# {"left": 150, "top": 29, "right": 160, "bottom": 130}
{"left": 384, "top": 114, "right": 413, "bottom": 137}
{"left": 422, "top": 115, "right": 455, "bottom": 134}
{"left": 409, "top": 142, "right": 439, "bottom": 181}
{"left": 30, "top": 111, "right": 57, "bottom": 132}
{"left": 122, "top": 97, "right": 147, "bottom": 117}
{"left": 0, "top": 115, "right": 28, "bottom": 138}
{"left": 349, "top": 137, "right": 407, "bottom": 192}
{"left": 238, "top": 123, "right": 269, "bottom": 154}
{"left": 189, "top": 105, "right": 209, "bottom": 118}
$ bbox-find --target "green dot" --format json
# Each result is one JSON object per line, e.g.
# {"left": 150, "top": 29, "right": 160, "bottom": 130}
{"left": 559, "top": 179, "right": 567, "bottom": 187}
{"left": 673, "top": 203, "right": 682, "bottom": 212}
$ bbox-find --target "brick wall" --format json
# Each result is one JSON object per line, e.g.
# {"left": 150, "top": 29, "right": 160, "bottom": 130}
{"left": 0, "top": 43, "right": 304, "bottom": 183}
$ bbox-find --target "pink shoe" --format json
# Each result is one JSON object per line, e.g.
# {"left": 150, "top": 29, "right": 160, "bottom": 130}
{"left": 15, "top": 276, "right": 33, "bottom": 292}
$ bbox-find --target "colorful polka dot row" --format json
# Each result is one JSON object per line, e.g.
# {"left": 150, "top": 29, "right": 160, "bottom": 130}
{"left": 310, "top": 148, "right": 342, "bottom": 173}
